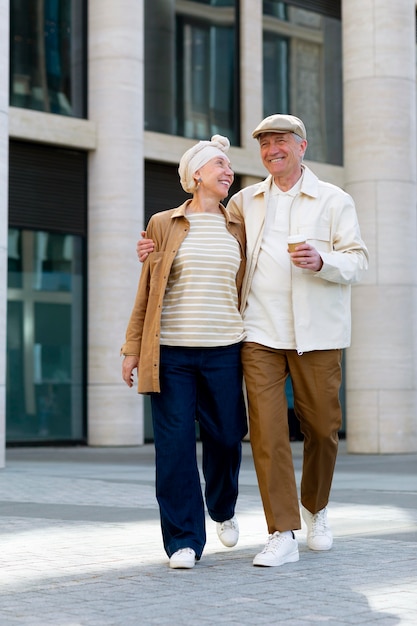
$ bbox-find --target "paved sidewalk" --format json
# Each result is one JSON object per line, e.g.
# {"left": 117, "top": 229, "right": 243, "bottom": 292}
{"left": 0, "top": 441, "right": 416, "bottom": 625}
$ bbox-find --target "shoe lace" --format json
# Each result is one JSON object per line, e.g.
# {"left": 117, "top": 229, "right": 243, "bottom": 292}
{"left": 175, "top": 548, "right": 194, "bottom": 556}
{"left": 220, "top": 518, "right": 237, "bottom": 532}
{"left": 262, "top": 532, "right": 288, "bottom": 554}
{"left": 311, "top": 510, "right": 328, "bottom": 535}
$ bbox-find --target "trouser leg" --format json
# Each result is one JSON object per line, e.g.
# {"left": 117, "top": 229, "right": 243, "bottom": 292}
{"left": 288, "top": 349, "right": 342, "bottom": 514}
{"left": 241, "top": 342, "right": 301, "bottom": 533}
{"left": 150, "top": 346, "right": 205, "bottom": 559}
{"left": 196, "top": 343, "right": 247, "bottom": 522}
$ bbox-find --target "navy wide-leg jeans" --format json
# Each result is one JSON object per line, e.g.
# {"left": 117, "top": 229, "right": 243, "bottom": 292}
{"left": 150, "top": 343, "right": 247, "bottom": 559}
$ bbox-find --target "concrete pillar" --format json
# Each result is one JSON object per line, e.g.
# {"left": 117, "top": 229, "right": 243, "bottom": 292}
{"left": 88, "top": 1, "right": 144, "bottom": 445}
{"left": 343, "top": 0, "right": 417, "bottom": 452}
{"left": 0, "top": 0, "right": 9, "bottom": 467}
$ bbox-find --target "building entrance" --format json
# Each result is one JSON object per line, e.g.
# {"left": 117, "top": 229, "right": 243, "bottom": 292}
{"left": 7, "top": 141, "right": 87, "bottom": 444}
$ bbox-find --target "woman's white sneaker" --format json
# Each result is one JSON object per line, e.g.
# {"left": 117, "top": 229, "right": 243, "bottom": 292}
{"left": 253, "top": 531, "right": 299, "bottom": 567}
{"left": 216, "top": 516, "right": 239, "bottom": 547}
{"left": 169, "top": 548, "right": 196, "bottom": 569}
{"left": 302, "top": 506, "right": 333, "bottom": 551}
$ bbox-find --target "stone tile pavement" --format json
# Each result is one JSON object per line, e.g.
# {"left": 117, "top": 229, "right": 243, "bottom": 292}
{"left": 0, "top": 441, "right": 416, "bottom": 625}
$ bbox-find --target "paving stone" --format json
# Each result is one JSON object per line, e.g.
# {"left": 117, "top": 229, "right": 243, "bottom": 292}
{"left": 0, "top": 442, "right": 416, "bottom": 625}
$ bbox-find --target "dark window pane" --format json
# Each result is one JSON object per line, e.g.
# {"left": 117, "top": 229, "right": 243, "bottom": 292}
{"left": 9, "top": 0, "right": 86, "bottom": 117}
{"left": 8, "top": 228, "right": 22, "bottom": 289}
{"left": 176, "top": 19, "right": 237, "bottom": 142}
{"left": 145, "top": 0, "right": 239, "bottom": 144}
{"left": 191, "top": 0, "right": 235, "bottom": 5}
{"left": 6, "top": 230, "right": 85, "bottom": 443}
{"left": 263, "top": 1, "right": 287, "bottom": 19}
{"left": 263, "top": 2, "right": 343, "bottom": 165}
{"left": 263, "top": 33, "right": 289, "bottom": 116}
{"left": 9, "top": 141, "right": 87, "bottom": 236}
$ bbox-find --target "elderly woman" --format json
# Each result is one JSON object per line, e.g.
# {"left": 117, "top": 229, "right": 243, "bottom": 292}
{"left": 121, "top": 135, "right": 247, "bottom": 569}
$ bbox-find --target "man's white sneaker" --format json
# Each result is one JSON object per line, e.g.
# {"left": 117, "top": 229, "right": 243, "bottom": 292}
{"left": 302, "top": 506, "right": 333, "bottom": 551}
{"left": 169, "top": 548, "right": 196, "bottom": 569}
{"left": 216, "top": 516, "right": 239, "bottom": 547}
{"left": 253, "top": 531, "right": 299, "bottom": 567}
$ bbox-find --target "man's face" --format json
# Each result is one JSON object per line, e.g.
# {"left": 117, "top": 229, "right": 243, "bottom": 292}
{"left": 258, "top": 132, "right": 307, "bottom": 179}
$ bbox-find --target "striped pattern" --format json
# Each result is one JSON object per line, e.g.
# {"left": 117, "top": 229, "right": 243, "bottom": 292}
{"left": 160, "top": 213, "right": 245, "bottom": 347}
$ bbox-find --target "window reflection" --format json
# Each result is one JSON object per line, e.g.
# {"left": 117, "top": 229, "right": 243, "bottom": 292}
{"left": 264, "top": 32, "right": 289, "bottom": 116}
{"left": 8, "top": 229, "right": 22, "bottom": 288}
{"left": 264, "top": 0, "right": 287, "bottom": 19}
{"left": 263, "top": 1, "right": 343, "bottom": 165}
{"left": 190, "top": 0, "right": 235, "bottom": 5}
{"left": 145, "top": 0, "right": 238, "bottom": 143}
{"left": 9, "top": 0, "right": 85, "bottom": 117}
{"left": 33, "top": 232, "right": 75, "bottom": 291}
{"left": 6, "top": 229, "right": 84, "bottom": 442}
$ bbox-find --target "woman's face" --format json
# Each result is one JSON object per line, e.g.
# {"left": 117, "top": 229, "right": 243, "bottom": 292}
{"left": 196, "top": 155, "right": 234, "bottom": 199}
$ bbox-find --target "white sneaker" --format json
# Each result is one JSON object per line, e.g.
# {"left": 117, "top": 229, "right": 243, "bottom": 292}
{"left": 216, "top": 516, "right": 239, "bottom": 547}
{"left": 253, "top": 531, "right": 299, "bottom": 567}
{"left": 169, "top": 548, "right": 196, "bottom": 569}
{"left": 302, "top": 506, "right": 333, "bottom": 551}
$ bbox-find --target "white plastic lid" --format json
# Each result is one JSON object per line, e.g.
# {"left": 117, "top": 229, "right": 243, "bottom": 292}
{"left": 287, "top": 234, "right": 306, "bottom": 244}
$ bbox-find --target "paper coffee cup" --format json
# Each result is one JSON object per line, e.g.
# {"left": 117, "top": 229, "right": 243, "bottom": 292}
{"left": 287, "top": 234, "right": 306, "bottom": 252}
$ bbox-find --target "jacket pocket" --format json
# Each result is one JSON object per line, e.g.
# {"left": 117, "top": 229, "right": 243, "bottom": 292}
{"left": 300, "top": 226, "right": 331, "bottom": 252}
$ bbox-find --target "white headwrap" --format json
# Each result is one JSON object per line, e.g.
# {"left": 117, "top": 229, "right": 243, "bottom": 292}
{"left": 178, "top": 134, "right": 231, "bottom": 193}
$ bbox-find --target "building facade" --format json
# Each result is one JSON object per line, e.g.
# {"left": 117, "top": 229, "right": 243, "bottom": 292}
{"left": 0, "top": 0, "right": 416, "bottom": 466}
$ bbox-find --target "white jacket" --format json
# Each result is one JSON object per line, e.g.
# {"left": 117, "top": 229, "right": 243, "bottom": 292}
{"left": 227, "top": 165, "right": 369, "bottom": 352}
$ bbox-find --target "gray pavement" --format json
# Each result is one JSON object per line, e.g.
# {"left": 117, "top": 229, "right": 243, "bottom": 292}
{"left": 0, "top": 441, "right": 416, "bottom": 625}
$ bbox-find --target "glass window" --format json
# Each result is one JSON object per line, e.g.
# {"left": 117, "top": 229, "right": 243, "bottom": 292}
{"left": 264, "top": 32, "right": 289, "bottom": 115}
{"left": 263, "top": 1, "right": 343, "bottom": 165}
{"left": 6, "top": 229, "right": 85, "bottom": 443}
{"left": 190, "top": 0, "right": 235, "bottom": 5}
{"left": 9, "top": 0, "right": 86, "bottom": 117}
{"left": 145, "top": 0, "right": 239, "bottom": 144}
{"left": 264, "top": 0, "right": 287, "bottom": 19}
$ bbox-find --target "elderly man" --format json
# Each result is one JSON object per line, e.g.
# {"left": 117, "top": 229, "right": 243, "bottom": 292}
{"left": 228, "top": 114, "right": 368, "bottom": 566}
{"left": 137, "top": 114, "right": 369, "bottom": 568}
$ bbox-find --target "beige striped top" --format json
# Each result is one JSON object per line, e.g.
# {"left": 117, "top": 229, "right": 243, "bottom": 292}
{"left": 160, "top": 213, "right": 245, "bottom": 347}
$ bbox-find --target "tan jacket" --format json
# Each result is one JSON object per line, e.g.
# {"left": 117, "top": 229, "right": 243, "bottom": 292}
{"left": 227, "top": 166, "right": 369, "bottom": 353}
{"left": 121, "top": 200, "right": 246, "bottom": 393}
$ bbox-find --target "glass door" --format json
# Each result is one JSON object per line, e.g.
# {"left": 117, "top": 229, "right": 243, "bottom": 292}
{"left": 7, "top": 228, "right": 85, "bottom": 443}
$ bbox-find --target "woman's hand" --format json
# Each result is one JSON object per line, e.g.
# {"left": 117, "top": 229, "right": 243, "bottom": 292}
{"left": 122, "top": 355, "right": 139, "bottom": 387}
{"left": 137, "top": 230, "right": 155, "bottom": 262}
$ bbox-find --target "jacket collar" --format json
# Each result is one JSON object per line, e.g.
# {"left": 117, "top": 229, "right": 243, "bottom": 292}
{"left": 253, "top": 164, "right": 319, "bottom": 199}
{"left": 171, "top": 200, "right": 192, "bottom": 218}
{"left": 170, "top": 199, "right": 239, "bottom": 224}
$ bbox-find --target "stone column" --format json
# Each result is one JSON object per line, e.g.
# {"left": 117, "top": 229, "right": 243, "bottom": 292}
{"left": 88, "top": 1, "right": 144, "bottom": 445}
{"left": 0, "top": 0, "right": 9, "bottom": 467}
{"left": 343, "top": 0, "right": 417, "bottom": 452}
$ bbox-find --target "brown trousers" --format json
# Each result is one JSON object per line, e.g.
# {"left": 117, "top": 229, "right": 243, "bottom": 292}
{"left": 241, "top": 343, "right": 342, "bottom": 533}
